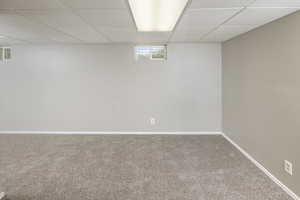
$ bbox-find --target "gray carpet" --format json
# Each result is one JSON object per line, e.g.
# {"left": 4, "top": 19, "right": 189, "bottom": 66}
{"left": 0, "top": 135, "right": 292, "bottom": 200}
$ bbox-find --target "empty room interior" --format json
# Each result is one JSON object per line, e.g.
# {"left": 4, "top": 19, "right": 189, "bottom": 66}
{"left": 0, "top": 0, "right": 300, "bottom": 199}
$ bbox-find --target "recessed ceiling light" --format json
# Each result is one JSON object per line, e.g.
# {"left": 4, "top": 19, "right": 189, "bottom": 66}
{"left": 128, "top": 0, "right": 189, "bottom": 32}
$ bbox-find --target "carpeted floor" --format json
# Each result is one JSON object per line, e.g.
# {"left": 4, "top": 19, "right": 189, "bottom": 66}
{"left": 0, "top": 135, "right": 292, "bottom": 200}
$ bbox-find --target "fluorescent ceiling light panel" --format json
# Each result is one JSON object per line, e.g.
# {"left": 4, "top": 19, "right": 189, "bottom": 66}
{"left": 128, "top": 0, "right": 189, "bottom": 32}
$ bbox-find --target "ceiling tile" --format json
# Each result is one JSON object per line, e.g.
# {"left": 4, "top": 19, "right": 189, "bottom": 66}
{"left": 59, "top": 0, "right": 127, "bottom": 9}
{"left": 0, "top": 37, "right": 28, "bottom": 45}
{"left": 202, "top": 25, "right": 255, "bottom": 42}
{"left": 170, "top": 32, "right": 203, "bottom": 42}
{"left": 136, "top": 32, "right": 171, "bottom": 44}
{"left": 17, "top": 10, "right": 108, "bottom": 43}
{"left": 0, "top": 12, "right": 79, "bottom": 43}
{"left": 0, "top": 0, "right": 64, "bottom": 10}
{"left": 176, "top": 8, "right": 242, "bottom": 31}
{"left": 78, "top": 9, "right": 135, "bottom": 29}
{"left": 1, "top": 0, "right": 298, "bottom": 44}
{"left": 100, "top": 28, "right": 137, "bottom": 42}
{"left": 189, "top": 0, "right": 254, "bottom": 8}
{"left": 227, "top": 7, "right": 299, "bottom": 25}
{"left": 171, "top": 28, "right": 212, "bottom": 42}
{"left": 100, "top": 28, "right": 170, "bottom": 43}
{"left": 251, "top": 0, "right": 300, "bottom": 7}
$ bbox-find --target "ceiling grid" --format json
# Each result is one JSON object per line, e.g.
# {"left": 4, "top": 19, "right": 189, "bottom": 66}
{"left": 0, "top": 0, "right": 299, "bottom": 44}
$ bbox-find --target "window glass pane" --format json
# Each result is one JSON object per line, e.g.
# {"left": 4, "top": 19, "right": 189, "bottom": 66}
{"left": 135, "top": 45, "right": 167, "bottom": 60}
{"left": 4, "top": 48, "right": 11, "bottom": 59}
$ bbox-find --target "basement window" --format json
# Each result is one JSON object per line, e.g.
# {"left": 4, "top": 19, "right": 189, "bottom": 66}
{"left": 0, "top": 47, "right": 11, "bottom": 61}
{"left": 135, "top": 45, "right": 167, "bottom": 60}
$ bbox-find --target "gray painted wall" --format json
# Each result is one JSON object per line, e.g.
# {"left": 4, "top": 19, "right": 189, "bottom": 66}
{"left": 223, "top": 11, "right": 300, "bottom": 196}
{"left": 0, "top": 43, "right": 221, "bottom": 132}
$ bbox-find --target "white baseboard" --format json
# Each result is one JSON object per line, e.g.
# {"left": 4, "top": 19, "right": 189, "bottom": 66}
{"left": 0, "top": 131, "right": 222, "bottom": 135}
{"left": 222, "top": 132, "right": 299, "bottom": 200}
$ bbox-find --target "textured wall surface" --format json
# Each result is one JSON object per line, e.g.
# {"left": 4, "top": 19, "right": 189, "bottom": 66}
{"left": 223, "top": 11, "right": 300, "bottom": 197}
{"left": 0, "top": 43, "right": 221, "bottom": 132}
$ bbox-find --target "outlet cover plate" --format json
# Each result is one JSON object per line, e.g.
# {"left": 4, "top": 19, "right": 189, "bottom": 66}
{"left": 284, "top": 160, "right": 293, "bottom": 176}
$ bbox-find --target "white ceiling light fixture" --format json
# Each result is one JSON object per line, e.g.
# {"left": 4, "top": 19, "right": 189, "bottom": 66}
{"left": 128, "top": 0, "right": 189, "bottom": 32}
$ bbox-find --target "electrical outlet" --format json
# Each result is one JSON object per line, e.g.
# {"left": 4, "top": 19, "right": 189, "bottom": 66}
{"left": 150, "top": 118, "right": 156, "bottom": 125}
{"left": 284, "top": 160, "right": 293, "bottom": 176}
